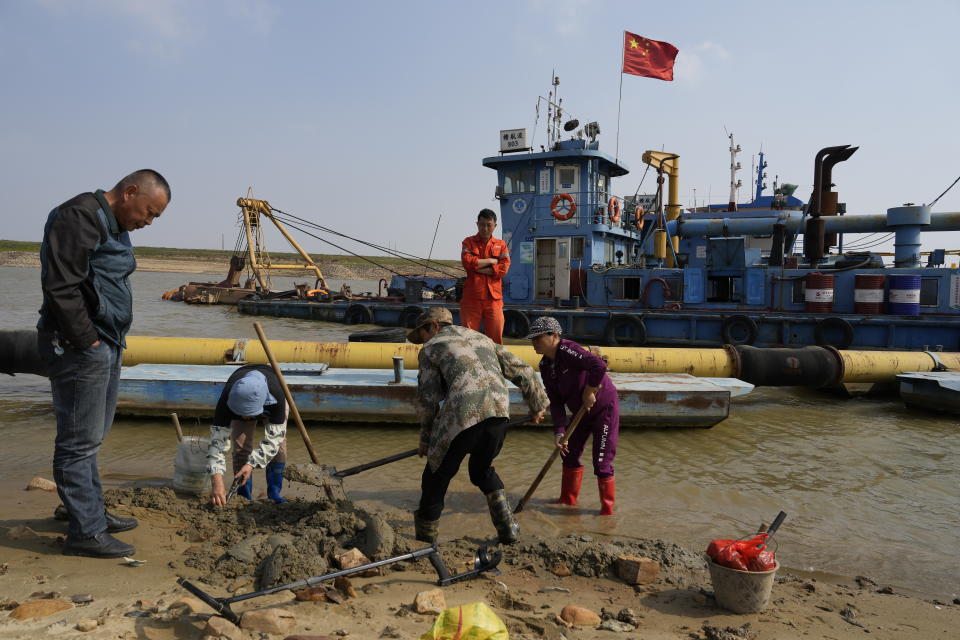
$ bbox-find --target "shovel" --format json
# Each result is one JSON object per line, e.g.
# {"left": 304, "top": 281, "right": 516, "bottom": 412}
{"left": 177, "top": 544, "right": 501, "bottom": 625}
{"left": 286, "top": 415, "right": 532, "bottom": 501}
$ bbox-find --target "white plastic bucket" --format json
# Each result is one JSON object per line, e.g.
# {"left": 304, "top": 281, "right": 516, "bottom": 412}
{"left": 173, "top": 436, "right": 211, "bottom": 494}
{"left": 707, "top": 558, "right": 779, "bottom": 614}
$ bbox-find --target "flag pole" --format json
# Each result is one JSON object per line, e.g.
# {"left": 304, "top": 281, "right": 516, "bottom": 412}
{"left": 615, "top": 31, "right": 625, "bottom": 163}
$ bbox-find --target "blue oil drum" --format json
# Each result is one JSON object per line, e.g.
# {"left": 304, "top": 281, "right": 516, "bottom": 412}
{"left": 888, "top": 274, "right": 921, "bottom": 315}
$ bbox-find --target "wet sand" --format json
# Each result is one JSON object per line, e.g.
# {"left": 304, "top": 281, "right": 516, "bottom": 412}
{"left": 1, "top": 484, "right": 957, "bottom": 639}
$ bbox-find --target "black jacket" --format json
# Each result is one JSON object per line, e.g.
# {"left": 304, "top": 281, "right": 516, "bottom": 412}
{"left": 37, "top": 191, "right": 137, "bottom": 349}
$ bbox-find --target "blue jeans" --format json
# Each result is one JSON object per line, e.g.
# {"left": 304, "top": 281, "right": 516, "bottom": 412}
{"left": 39, "top": 333, "right": 122, "bottom": 540}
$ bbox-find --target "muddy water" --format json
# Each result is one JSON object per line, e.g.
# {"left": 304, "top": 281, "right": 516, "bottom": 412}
{"left": 1, "top": 266, "right": 958, "bottom": 598}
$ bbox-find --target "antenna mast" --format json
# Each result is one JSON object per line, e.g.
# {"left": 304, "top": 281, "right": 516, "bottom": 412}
{"left": 727, "top": 132, "right": 742, "bottom": 212}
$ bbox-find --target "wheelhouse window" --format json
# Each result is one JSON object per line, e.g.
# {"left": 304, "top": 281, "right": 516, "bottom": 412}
{"left": 502, "top": 168, "right": 536, "bottom": 194}
{"left": 920, "top": 277, "right": 939, "bottom": 307}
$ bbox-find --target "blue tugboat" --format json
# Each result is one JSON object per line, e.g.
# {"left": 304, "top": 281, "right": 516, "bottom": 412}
{"left": 240, "top": 80, "right": 960, "bottom": 351}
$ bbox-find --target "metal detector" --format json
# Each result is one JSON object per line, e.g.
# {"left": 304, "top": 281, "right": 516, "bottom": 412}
{"left": 176, "top": 545, "right": 501, "bottom": 625}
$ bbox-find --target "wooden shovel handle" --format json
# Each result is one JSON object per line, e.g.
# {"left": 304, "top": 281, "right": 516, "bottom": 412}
{"left": 513, "top": 404, "right": 589, "bottom": 514}
{"left": 253, "top": 322, "right": 320, "bottom": 464}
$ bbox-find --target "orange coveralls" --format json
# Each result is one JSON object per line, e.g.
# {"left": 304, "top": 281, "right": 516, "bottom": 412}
{"left": 460, "top": 234, "right": 510, "bottom": 343}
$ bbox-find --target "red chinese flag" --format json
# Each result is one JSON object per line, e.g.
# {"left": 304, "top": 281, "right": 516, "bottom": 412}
{"left": 622, "top": 31, "right": 678, "bottom": 81}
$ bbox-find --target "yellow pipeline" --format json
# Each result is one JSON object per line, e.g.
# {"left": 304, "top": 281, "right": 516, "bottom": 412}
{"left": 121, "top": 336, "right": 960, "bottom": 384}
{"left": 123, "top": 336, "right": 736, "bottom": 377}
{"left": 839, "top": 350, "right": 960, "bottom": 383}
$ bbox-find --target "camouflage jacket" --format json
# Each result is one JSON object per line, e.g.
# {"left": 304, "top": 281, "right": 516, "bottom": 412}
{"left": 416, "top": 324, "right": 548, "bottom": 471}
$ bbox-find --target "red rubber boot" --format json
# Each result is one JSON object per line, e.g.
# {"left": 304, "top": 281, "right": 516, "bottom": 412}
{"left": 554, "top": 466, "right": 583, "bottom": 505}
{"left": 598, "top": 476, "right": 615, "bottom": 516}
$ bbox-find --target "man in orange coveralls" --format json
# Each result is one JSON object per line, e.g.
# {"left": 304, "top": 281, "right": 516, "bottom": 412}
{"left": 460, "top": 208, "right": 510, "bottom": 343}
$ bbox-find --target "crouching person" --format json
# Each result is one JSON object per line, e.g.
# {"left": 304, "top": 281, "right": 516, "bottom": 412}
{"left": 407, "top": 308, "right": 548, "bottom": 544}
{"left": 207, "top": 365, "right": 289, "bottom": 505}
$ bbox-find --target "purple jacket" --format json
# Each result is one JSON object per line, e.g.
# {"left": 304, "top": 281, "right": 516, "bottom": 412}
{"left": 539, "top": 339, "right": 618, "bottom": 435}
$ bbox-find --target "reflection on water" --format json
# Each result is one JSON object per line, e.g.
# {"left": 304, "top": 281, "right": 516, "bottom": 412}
{"left": 1, "top": 267, "right": 958, "bottom": 597}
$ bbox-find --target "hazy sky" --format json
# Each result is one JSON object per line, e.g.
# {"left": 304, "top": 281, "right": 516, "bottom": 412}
{"left": 2, "top": 0, "right": 958, "bottom": 260}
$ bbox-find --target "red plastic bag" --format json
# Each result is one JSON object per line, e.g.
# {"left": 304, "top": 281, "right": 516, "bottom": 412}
{"left": 707, "top": 534, "right": 775, "bottom": 572}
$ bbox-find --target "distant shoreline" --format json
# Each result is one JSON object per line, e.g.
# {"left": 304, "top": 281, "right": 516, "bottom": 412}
{"left": 0, "top": 248, "right": 462, "bottom": 281}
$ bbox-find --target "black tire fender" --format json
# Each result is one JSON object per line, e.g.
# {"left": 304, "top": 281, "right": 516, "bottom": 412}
{"left": 604, "top": 314, "right": 647, "bottom": 347}
{"left": 502, "top": 309, "right": 530, "bottom": 339}
{"left": 344, "top": 303, "right": 374, "bottom": 325}
{"left": 814, "top": 317, "right": 854, "bottom": 349}
{"left": 721, "top": 314, "right": 759, "bottom": 345}
{"left": 399, "top": 305, "right": 424, "bottom": 328}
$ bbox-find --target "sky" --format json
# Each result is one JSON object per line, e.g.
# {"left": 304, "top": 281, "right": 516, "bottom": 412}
{"left": 1, "top": 0, "right": 958, "bottom": 261}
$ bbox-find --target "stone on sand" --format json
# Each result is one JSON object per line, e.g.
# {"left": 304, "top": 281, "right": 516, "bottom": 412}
{"left": 560, "top": 604, "right": 601, "bottom": 626}
{"left": 76, "top": 618, "right": 98, "bottom": 632}
{"left": 240, "top": 607, "right": 296, "bottom": 634}
{"left": 616, "top": 555, "right": 660, "bottom": 585}
{"left": 413, "top": 588, "right": 446, "bottom": 615}
{"left": 204, "top": 615, "right": 242, "bottom": 639}
{"left": 8, "top": 598, "right": 73, "bottom": 620}
{"left": 26, "top": 477, "right": 57, "bottom": 491}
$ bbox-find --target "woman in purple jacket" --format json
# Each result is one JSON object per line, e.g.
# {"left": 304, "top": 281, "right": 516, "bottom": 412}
{"left": 526, "top": 317, "right": 619, "bottom": 515}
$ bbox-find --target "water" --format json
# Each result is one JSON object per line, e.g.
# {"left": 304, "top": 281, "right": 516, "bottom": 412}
{"left": 1, "top": 266, "right": 958, "bottom": 598}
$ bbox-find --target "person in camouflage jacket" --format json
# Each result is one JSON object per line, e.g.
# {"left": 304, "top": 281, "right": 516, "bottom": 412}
{"left": 407, "top": 307, "right": 548, "bottom": 544}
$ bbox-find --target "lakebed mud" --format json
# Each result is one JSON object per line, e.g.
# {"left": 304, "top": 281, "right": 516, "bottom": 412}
{"left": 2, "top": 485, "right": 958, "bottom": 639}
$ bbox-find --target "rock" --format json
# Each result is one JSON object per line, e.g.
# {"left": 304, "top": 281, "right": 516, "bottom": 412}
{"left": 44, "top": 620, "right": 70, "bottom": 635}
{"left": 0, "top": 599, "right": 19, "bottom": 611}
{"left": 227, "top": 535, "right": 267, "bottom": 564}
{"left": 76, "top": 618, "right": 98, "bottom": 632}
{"left": 357, "top": 509, "right": 396, "bottom": 560}
{"left": 379, "top": 625, "right": 402, "bottom": 638}
{"left": 335, "top": 548, "right": 376, "bottom": 576}
{"left": 361, "top": 584, "right": 383, "bottom": 595}
{"left": 70, "top": 594, "right": 94, "bottom": 605}
{"left": 295, "top": 587, "right": 330, "bottom": 602}
{"left": 8, "top": 599, "right": 74, "bottom": 620}
{"left": 413, "top": 588, "right": 446, "bottom": 615}
{"left": 283, "top": 636, "right": 339, "bottom": 640}
{"left": 559, "top": 605, "right": 601, "bottom": 626}
{"left": 333, "top": 576, "right": 357, "bottom": 599}
{"left": 204, "top": 615, "right": 242, "bottom": 639}
{"left": 167, "top": 596, "right": 210, "bottom": 615}
{"left": 6, "top": 525, "right": 40, "bottom": 540}
{"left": 240, "top": 607, "right": 296, "bottom": 634}
{"left": 598, "top": 619, "right": 635, "bottom": 632}
{"left": 26, "top": 477, "right": 57, "bottom": 491}
{"left": 616, "top": 607, "right": 641, "bottom": 626}
{"left": 876, "top": 586, "right": 895, "bottom": 594}
{"left": 549, "top": 562, "right": 572, "bottom": 577}
{"left": 616, "top": 555, "right": 659, "bottom": 585}
{"left": 136, "top": 599, "right": 158, "bottom": 612}
{"left": 0, "top": 563, "right": 7, "bottom": 575}
{"left": 228, "top": 578, "right": 253, "bottom": 594}
{"left": 693, "top": 593, "right": 707, "bottom": 605}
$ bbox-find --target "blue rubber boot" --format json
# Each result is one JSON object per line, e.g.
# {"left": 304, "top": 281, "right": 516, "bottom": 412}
{"left": 266, "top": 462, "right": 288, "bottom": 503}
{"left": 236, "top": 475, "right": 253, "bottom": 500}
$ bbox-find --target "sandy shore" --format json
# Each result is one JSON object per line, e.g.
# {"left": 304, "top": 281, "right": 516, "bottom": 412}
{"left": 1, "top": 481, "right": 957, "bottom": 640}
{"left": 0, "top": 250, "right": 460, "bottom": 281}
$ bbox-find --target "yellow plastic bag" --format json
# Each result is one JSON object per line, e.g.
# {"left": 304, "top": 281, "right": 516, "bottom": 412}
{"left": 419, "top": 601, "right": 508, "bottom": 640}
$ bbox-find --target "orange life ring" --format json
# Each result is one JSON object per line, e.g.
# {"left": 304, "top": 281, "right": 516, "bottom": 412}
{"left": 634, "top": 206, "right": 645, "bottom": 231}
{"left": 608, "top": 197, "right": 622, "bottom": 224}
{"left": 550, "top": 193, "right": 576, "bottom": 220}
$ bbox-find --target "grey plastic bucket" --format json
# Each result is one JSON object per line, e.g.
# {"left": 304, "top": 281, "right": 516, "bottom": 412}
{"left": 707, "top": 558, "right": 779, "bottom": 613}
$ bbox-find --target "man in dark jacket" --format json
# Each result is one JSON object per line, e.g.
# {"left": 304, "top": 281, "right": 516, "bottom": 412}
{"left": 37, "top": 169, "right": 170, "bottom": 558}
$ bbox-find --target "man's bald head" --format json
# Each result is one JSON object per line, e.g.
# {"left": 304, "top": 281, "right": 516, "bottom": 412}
{"left": 107, "top": 169, "right": 170, "bottom": 232}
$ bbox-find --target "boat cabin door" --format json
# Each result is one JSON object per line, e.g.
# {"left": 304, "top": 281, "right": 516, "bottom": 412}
{"left": 535, "top": 238, "right": 571, "bottom": 301}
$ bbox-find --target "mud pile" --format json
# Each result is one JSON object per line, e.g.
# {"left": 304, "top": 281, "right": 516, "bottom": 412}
{"left": 104, "top": 487, "right": 411, "bottom": 590}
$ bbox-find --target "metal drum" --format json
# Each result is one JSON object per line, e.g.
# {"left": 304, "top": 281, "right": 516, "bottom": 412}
{"left": 805, "top": 273, "right": 834, "bottom": 313}
{"left": 888, "top": 274, "right": 921, "bottom": 315}
{"left": 854, "top": 274, "right": 885, "bottom": 314}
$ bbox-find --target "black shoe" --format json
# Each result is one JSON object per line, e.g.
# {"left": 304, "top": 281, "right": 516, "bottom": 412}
{"left": 105, "top": 511, "right": 138, "bottom": 533}
{"left": 53, "top": 506, "right": 138, "bottom": 533}
{"left": 63, "top": 532, "right": 135, "bottom": 558}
